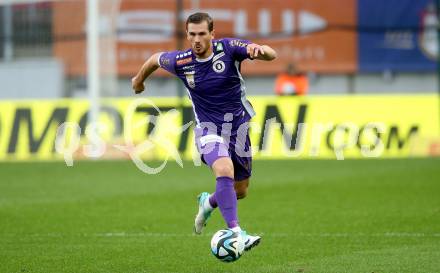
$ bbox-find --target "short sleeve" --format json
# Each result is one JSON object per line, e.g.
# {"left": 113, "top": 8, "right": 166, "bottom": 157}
{"left": 158, "top": 51, "right": 178, "bottom": 75}
{"left": 223, "top": 38, "right": 252, "bottom": 62}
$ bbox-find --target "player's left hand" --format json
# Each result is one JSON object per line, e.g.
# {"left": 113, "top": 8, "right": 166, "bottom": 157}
{"left": 246, "top": 43, "right": 265, "bottom": 59}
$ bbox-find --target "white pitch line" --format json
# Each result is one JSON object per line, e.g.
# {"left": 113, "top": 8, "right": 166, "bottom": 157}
{"left": 2, "top": 232, "right": 440, "bottom": 238}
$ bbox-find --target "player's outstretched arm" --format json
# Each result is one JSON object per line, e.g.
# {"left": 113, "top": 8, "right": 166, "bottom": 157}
{"left": 246, "top": 44, "right": 277, "bottom": 61}
{"left": 132, "top": 52, "right": 161, "bottom": 94}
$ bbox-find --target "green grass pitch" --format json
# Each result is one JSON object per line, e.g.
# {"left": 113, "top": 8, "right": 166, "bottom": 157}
{"left": 0, "top": 158, "right": 439, "bottom": 273}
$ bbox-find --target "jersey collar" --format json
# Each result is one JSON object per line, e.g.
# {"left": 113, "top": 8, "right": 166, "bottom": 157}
{"left": 195, "top": 52, "right": 214, "bottom": 62}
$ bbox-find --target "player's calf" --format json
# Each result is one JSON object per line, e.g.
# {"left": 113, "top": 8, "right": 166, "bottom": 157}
{"left": 235, "top": 188, "right": 247, "bottom": 199}
{"left": 234, "top": 178, "right": 249, "bottom": 199}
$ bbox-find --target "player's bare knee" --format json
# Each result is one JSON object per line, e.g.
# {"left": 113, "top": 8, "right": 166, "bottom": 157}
{"left": 215, "top": 164, "right": 234, "bottom": 177}
{"left": 212, "top": 159, "right": 234, "bottom": 178}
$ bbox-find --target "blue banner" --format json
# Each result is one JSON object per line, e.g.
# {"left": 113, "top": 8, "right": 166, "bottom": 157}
{"left": 358, "top": 0, "right": 438, "bottom": 72}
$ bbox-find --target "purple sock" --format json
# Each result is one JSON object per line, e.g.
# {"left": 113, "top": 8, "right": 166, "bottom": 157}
{"left": 209, "top": 193, "right": 218, "bottom": 208}
{"left": 215, "top": 176, "right": 239, "bottom": 228}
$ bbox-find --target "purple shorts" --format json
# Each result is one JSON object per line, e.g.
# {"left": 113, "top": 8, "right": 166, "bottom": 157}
{"left": 194, "top": 124, "right": 252, "bottom": 181}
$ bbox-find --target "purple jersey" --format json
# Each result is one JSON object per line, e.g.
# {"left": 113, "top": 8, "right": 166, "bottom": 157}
{"left": 158, "top": 38, "right": 256, "bottom": 128}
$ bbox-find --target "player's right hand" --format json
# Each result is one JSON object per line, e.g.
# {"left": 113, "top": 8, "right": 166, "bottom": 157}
{"left": 246, "top": 43, "right": 265, "bottom": 59}
{"left": 132, "top": 76, "right": 145, "bottom": 94}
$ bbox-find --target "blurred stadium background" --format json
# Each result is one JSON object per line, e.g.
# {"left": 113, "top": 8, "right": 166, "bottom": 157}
{"left": 0, "top": 1, "right": 439, "bottom": 272}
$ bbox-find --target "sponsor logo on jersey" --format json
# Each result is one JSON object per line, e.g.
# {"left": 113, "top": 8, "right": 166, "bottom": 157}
{"left": 213, "top": 60, "right": 226, "bottom": 73}
{"left": 184, "top": 71, "right": 195, "bottom": 88}
{"left": 177, "top": 57, "right": 192, "bottom": 66}
{"left": 185, "top": 73, "right": 195, "bottom": 88}
{"left": 216, "top": 42, "right": 224, "bottom": 52}
{"left": 182, "top": 65, "right": 195, "bottom": 70}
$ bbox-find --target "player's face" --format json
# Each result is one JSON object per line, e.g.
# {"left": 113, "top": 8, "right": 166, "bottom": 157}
{"left": 187, "top": 21, "right": 214, "bottom": 58}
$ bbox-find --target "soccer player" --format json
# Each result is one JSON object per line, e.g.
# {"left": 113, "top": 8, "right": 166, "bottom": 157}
{"left": 132, "top": 12, "right": 277, "bottom": 251}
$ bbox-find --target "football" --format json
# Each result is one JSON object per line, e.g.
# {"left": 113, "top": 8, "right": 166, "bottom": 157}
{"left": 210, "top": 229, "right": 245, "bottom": 262}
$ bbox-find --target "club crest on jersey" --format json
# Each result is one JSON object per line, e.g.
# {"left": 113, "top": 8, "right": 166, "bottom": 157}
{"left": 160, "top": 57, "right": 170, "bottom": 66}
{"left": 213, "top": 60, "right": 225, "bottom": 73}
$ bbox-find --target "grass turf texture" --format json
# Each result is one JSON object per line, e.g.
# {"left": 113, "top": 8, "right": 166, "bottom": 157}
{"left": 0, "top": 158, "right": 439, "bottom": 273}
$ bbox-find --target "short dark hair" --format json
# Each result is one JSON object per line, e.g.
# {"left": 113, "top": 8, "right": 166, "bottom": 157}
{"left": 186, "top": 12, "right": 214, "bottom": 32}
